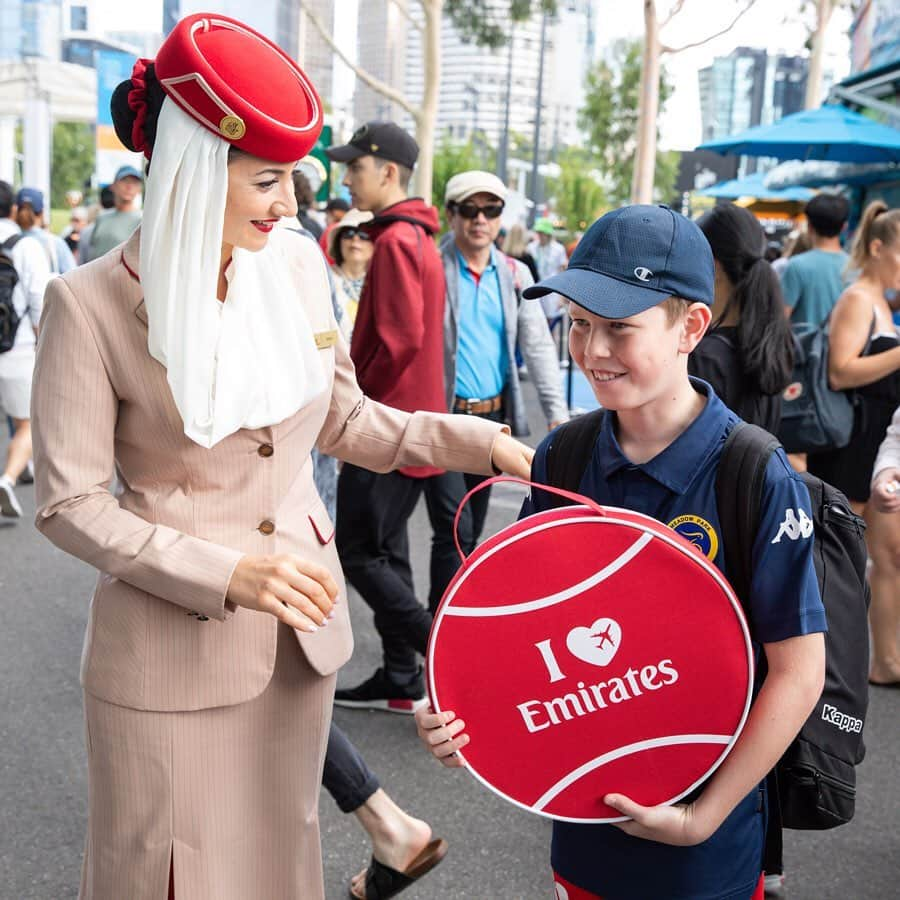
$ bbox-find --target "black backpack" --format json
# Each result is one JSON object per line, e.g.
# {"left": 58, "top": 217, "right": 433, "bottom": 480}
{"left": 544, "top": 412, "right": 870, "bottom": 830}
{"left": 0, "top": 233, "right": 22, "bottom": 354}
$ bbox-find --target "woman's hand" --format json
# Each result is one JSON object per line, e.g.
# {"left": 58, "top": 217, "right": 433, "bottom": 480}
{"left": 490, "top": 432, "right": 535, "bottom": 480}
{"left": 604, "top": 794, "right": 715, "bottom": 847}
{"left": 226, "top": 554, "right": 339, "bottom": 632}
{"left": 415, "top": 704, "right": 469, "bottom": 768}
{"left": 871, "top": 468, "right": 900, "bottom": 514}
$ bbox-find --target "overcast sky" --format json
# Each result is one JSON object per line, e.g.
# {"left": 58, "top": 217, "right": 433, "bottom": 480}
{"left": 602, "top": 0, "right": 853, "bottom": 149}
{"left": 92, "top": 0, "right": 853, "bottom": 150}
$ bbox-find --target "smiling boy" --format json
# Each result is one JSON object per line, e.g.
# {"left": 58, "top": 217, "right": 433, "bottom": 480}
{"left": 416, "top": 205, "right": 826, "bottom": 899}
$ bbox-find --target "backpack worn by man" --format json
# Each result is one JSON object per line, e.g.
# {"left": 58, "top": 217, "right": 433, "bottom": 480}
{"left": 543, "top": 411, "right": 870, "bottom": 830}
{"left": 0, "top": 234, "right": 23, "bottom": 353}
{"left": 778, "top": 316, "right": 873, "bottom": 454}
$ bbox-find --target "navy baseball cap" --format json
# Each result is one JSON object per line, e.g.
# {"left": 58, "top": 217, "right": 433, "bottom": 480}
{"left": 523, "top": 204, "right": 714, "bottom": 318}
{"left": 15, "top": 187, "right": 44, "bottom": 214}
{"left": 114, "top": 165, "right": 144, "bottom": 182}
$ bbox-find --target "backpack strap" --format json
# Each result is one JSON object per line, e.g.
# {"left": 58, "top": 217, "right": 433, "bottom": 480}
{"left": 715, "top": 422, "right": 781, "bottom": 605}
{"left": 503, "top": 254, "right": 523, "bottom": 307}
{"left": 544, "top": 409, "right": 606, "bottom": 503}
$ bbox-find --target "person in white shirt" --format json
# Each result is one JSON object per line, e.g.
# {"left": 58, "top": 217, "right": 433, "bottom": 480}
{"left": 0, "top": 181, "right": 52, "bottom": 518}
{"left": 528, "top": 217, "right": 568, "bottom": 329}
{"left": 872, "top": 406, "right": 900, "bottom": 513}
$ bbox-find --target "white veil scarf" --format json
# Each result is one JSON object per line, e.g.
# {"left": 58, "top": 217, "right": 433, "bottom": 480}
{"left": 139, "top": 98, "right": 327, "bottom": 448}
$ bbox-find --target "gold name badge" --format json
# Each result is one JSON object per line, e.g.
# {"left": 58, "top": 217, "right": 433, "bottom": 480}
{"left": 314, "top": 329, "right": 338, "bottom": 349}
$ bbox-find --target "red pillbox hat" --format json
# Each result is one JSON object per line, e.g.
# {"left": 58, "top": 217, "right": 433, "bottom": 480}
{"left": 154, "top": 13, "right": 323, "bottom": 162}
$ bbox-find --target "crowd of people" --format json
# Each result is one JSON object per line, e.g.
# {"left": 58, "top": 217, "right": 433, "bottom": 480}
{"left": 0, "top": 12, "right": 898, "bottom": 900}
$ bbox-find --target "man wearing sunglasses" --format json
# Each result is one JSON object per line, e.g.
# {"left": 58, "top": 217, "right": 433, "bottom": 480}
{"left": 425, "top": 170, "right": 568, "bottom": 609}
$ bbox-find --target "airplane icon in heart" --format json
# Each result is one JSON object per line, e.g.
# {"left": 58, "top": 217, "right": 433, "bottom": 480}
{"left": 565, "top": 618, "right": 622, "bottom": 667}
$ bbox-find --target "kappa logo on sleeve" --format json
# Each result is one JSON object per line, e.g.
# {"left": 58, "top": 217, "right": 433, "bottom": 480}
{"left": 771, "top": 508, "right": 814, "bottom": 544}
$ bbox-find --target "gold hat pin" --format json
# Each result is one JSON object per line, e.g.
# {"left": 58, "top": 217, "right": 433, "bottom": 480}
{"left": 220, "top": 115, "right": 246, "bottom": 140}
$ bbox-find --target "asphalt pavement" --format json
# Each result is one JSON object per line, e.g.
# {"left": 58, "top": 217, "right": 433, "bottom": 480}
{"left": 2, "top": 380, "right": 898, "bottom": 899}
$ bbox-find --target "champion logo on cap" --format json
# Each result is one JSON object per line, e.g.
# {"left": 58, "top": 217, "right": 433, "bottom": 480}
{"left": 633, "top": 267, "right": 653, "bottom": 282}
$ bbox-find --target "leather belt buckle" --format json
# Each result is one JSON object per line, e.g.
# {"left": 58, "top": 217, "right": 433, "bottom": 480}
{"left": 454, "top": 394, "right": 501, "bottom": 415}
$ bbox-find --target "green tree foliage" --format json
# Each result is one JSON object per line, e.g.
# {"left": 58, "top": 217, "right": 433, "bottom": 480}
{"left": 546, "top": 147, "right": 607, "bottom": 232}
{"left": 446, "top": 0, "right": 557, "bottom": 48}
{"left": 579, "top": 39, "right": 678, "bottom": 207}
{"left": 51, "top": 122, "right": 94, "bottom": 210}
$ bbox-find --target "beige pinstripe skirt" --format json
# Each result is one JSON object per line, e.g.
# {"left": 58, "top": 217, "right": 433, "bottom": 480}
{"left": 79, "top": 625, "right": 335, "bottom": 900}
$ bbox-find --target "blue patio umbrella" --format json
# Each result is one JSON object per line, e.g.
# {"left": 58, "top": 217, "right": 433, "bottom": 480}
{"left": 699, "top": 171, "right": 814, "bottom": 201}
{"left": 698, "top": 104, "right": 900, "bottom": 164}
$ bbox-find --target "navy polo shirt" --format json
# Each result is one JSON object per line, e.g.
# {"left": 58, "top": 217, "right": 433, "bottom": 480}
{"left": 522, "top": 380, "right": 826, "bottom": 899}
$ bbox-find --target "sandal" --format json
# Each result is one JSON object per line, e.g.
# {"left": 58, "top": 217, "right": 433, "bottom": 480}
{"left": 352, "top": 838, "right": 449, "bottom": 900}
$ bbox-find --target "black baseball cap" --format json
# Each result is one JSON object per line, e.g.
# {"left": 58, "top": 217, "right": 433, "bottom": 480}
{"left": 523, "top": 204, "right": 714, "bottom": 318}
{"left": 326, "top": 121, "right": 419, "bottom": 170}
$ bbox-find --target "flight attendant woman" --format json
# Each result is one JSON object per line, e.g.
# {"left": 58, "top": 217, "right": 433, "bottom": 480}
{"left": 30, "top": 14, "right": 531, "bottom": 900}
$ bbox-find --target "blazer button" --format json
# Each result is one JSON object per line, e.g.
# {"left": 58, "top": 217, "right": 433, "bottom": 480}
{"left": 258, "top": 443, "right": 274, "bottom": 458}
{"left": 259, "top": 519, "right": 275, "bottom": 535}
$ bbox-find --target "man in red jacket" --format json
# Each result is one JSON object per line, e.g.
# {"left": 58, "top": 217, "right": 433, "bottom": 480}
{"left": 327, "top": 122, "right": 446, "bottom": 712}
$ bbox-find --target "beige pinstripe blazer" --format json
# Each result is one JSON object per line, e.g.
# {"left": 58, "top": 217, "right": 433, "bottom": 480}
{"left": 31, "top": 229, "right": 504, "bottom": 713}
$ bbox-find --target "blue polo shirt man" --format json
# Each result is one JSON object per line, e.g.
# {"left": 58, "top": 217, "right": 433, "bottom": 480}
{"left": 455, "top": 245, "right": 508, "bottom": 400}
{"left": 518, "top": 205, "right": 827, "bottom": 899}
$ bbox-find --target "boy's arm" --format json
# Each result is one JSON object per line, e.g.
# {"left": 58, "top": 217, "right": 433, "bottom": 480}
{"left": 608, "top": 451, "right": 826, "bottom": 844}
{"left": 606, "top": 631, "right": 824, "bottom": 845}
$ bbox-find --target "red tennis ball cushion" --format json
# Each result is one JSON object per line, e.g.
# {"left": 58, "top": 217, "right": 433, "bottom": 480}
{"left": 427, "top": 503, "right": 753, "bottom": 823}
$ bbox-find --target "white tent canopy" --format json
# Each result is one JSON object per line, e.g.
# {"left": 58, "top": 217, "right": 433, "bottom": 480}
{"left": 0, "top": 59, "right": 98, "bottom": 196}
{"left": 0, "top": 59, "right": 97, "bottom": 121}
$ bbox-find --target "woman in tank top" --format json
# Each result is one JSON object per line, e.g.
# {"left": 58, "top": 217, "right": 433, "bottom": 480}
{"left": 809, "top": 200, "right": 900, "bottom": 687}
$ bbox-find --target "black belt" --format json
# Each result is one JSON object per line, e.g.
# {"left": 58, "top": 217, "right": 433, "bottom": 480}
{"left": 453, "top": 393, "right": 503, "bottom": 414}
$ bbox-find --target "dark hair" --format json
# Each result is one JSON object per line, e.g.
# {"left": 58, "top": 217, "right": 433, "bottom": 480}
{"left": 764, "top": 241, "right": 781, "bottom": 263}
{"left": 99, "top": 186, "right": 116, "bottom": 209}
{"left": 0, "top": 180, "right": 12, "bottom": 218}
{"left": 325, "top": 197, "right": 350, "bottom": 213}
{"left": 804, "top": 193, "right": 849, "bottom": 238}
{"left": 372, "top": 157, "right": 413, "bottom": 190}
{"left": 331, "top": 227, "right": 347, "bottom": 266}
{"left": 111, "top": 64, "right": 248, "bottom": 172}
{"left": 15, "top": 205, "right": 38, "bottom": 230}
{"left": 292, "top": 171, "right": 315, "bottom": 210}
{"left": 111, "top": 63, "right": 166, "bottom": 158}
{"left": 698, "top": 204, "right": 793, "bottom": 395}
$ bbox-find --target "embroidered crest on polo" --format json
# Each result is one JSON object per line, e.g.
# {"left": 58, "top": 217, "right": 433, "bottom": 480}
{"left": 667, "top": 513, "right": 719, "bottom": 560}
{"left": 428, "top": 479, "right": 754, "bottom": 823}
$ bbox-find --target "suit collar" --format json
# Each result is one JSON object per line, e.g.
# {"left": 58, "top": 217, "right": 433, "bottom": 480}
{"left": 120, "top": 229, "right": 147, "bottom": 325}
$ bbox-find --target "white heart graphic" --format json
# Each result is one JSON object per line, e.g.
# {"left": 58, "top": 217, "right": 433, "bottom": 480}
{"left": 565, "top": 618, "right": 622, "bottom": 667}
